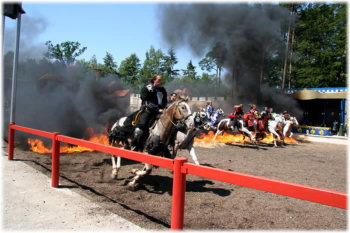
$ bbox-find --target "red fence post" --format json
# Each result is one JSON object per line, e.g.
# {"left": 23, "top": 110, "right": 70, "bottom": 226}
{"left": 8, "top": 122, "right": 15, "bottom": 160}
{"left": 171, "top": 157, "right": 187, "bottom": 231}
{"left": 51, "top": 132, "right": 60, "bottom": 188}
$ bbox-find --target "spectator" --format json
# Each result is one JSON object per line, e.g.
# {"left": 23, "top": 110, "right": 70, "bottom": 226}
{"left": 320, "top": 120, "right": 327, "bottom": 127}
{"left": 345, "top": 118, "right": 350, "bottom": 137}
{"left": 332, "top": 119, "right": 339, "bottom": 135}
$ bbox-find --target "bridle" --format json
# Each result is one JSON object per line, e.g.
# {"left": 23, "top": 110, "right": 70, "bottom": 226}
{"left": 159, "top": 99, "right": 192, "bottom": 132}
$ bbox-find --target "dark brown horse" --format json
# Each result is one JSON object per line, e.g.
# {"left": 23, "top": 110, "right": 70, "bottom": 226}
{"left": 245, "top": 112, "right": 271, "bottom": 141}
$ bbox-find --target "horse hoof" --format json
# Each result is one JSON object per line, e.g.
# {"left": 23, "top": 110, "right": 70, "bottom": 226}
{"left": 127, "top": 182, "right": 140, "bottom": 191}
{"left": 111, "top": 173, "right": 117, "bottom": 179}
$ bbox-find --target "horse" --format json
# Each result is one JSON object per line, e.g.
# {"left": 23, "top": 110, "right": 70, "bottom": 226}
{"left": 268, "top": 114, "right": 286, "bottom": 147}
{"left": 171, "top": 107, "right": 211, "bottom": 165}
{"left": 108, "top": 96, "right": 195, "bottom": 187}
{"left": 245, "top": 112, "right": 271, "bottom": 141}
{"left": 283, "top": 116, "right": 299, "bottom": 139}
{"left": 213, "top": 118, "right": 257, "bottom": 145}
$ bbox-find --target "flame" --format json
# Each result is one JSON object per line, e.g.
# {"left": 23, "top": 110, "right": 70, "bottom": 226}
{"left": 194, "top": 131, "right": 299, "bottom": 145}
{"left": 28, "top": 126, "right": 299, "bottom": 154}
{"left": 28, "top": 127, "right": 111, "bottom": 154}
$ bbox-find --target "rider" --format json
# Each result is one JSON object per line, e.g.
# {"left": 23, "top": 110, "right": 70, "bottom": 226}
{"left": 131, "top": 74, "right": 167, "bottom": 149}
{"left": 206, "top": 101, "right": 214, "bottom": 118}
{"left": 261, "top": 107, "right": 268, "bottom": 116}
{"left": 248, "top": 104, "right": 259, "bottom": 134}
{"left": 210, "top": 108, "right": 224, "bottom": 130}
{"left": 283, "top": 110, "right": 291, "bottom": 121}
{"left": 228, "top": 104, "right": 244, "bottom": 128}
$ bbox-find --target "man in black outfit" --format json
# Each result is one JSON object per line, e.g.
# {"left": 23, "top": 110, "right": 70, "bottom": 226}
{"left": 131, "top": 74, "right": 167, "bottom": 148}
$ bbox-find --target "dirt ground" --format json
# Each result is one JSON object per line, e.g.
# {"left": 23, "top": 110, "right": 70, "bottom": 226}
{"left": 7, "top": 139, "right": 347, "bottom": 231}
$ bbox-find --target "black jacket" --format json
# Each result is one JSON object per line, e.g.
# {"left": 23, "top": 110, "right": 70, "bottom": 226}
{"left": 140, "top": 84, "right": 167, "bottom": 113}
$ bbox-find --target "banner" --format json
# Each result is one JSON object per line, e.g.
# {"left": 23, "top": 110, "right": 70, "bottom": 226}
{"left": 292, "top": 126, "right": 332, "bottom": 136}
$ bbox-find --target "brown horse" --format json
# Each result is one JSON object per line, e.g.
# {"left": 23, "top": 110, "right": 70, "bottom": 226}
{"left": 244, "top": 112, "right": 271, "bottom": 141}
{"left": 109, "top": 95, "right": 194, "bottom": 187}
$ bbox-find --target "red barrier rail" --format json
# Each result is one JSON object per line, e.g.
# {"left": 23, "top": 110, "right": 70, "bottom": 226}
{"left": 183, "top": 163, "right": 347, "bottom": 209}
{"left": 57, "top": 135, "right": 174, "bottom": 170}
{"left": 7, "top": 122, "right": 348, "bottom": 231}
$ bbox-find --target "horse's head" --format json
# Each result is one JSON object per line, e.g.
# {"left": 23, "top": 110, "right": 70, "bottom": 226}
{"left": 168, "top": 97, "right": 194, "bottom": 130}
{"left": 291, "top": 116, "right": 299, "bottom": 126}
{"left": 263, "top": 112, "right": 271, "bottom": 121}
{"left": 198, "top": 107, "right": 207, "bottom": 119}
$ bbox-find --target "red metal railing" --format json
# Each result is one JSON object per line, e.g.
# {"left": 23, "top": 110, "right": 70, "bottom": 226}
{"left": 7, "top": 123, "right": 348, "bottom": 230}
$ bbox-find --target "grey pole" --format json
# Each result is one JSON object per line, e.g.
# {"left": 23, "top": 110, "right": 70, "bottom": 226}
{"left": 0, "top": 15, "right": 5, "bottom": 88}
{"left": 9, "top": 12, "right": 21, "bottom": 123}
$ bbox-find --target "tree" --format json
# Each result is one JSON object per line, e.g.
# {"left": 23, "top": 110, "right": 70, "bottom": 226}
{"left": 139, "top": 45, "right": 165, "bottom": 85}
{"left": 182, "top": 60, "right": 197, "bottom": 80}
{"left": 100, "top": 52, "right": 118, "bottom": 77}
{"left": 281, "top": 3, "right": 294, "bottom": 89}
{"left": 293, "top": 3, "right": 347, "bottom": 88}
{"left": 161, "top": 47, "right": 179, "bottom": 82}
{"left": 44, "top": 41, "right": 87, "bottom": 66}
{"left": 118, "top": 53, "right": 141, "bottom": 91}
{"left": 198, "top": 42, "right": 225, "bottom": 96}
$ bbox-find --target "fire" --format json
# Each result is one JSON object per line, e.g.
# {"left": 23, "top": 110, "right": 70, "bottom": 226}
{"left": 28, "top": 127, "right": 111, "bottom": 154}
{"left": 28, "top": 126, "right": 299, "bottom": 154}
{"left": 194, "top": 131, "right": 299, "bottom": 145}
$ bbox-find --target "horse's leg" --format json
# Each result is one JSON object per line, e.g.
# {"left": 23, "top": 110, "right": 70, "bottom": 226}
{"left": 187, "top": 144, "right": 199, "bottom": 165}
{"left": 240, "top": 126, "right": 256, "bottom": 145}
{"left": 213, "top": 129, "right": 222, "bottom": 141}
{"left": 269, "top": 127, "right": 281, "bottom": 142}
{"left": 273, "top": 135, "right": 278, "bottom": 147}
{"left": 129, "top": 163, "right": 153, "bottom": 186}
{"left": 111, "top": 155, "right": 121, "bottom": 179}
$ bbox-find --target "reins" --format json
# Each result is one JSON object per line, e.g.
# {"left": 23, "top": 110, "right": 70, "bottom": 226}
{"left": 158, "top": 100, "right": 192, "bottom": 132}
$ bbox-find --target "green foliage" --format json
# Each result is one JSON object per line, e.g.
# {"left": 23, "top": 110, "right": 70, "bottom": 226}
{"left": 161, "top": 47, "right": 179, "bottom": 83}
{"left": 292, "top": 3, "right": 347, "bottom": 88}
{"left": 118, "top": 53, "right": 141, "bottom": 91}
{"left": 44, "top": 41, "right": 87, "bottom": 66}
{"left": 100, "top": 52, "right": 118, "bottom": 77}
{"left": 182, "top": 60, "right": 197, "bottom": 80}
{"left": 139, "top": 45, "right": 165, "bottom": 85}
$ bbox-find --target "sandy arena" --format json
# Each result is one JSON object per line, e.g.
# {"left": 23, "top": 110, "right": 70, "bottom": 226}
{"left": 5, "top": 138, "right": 348, "bottom": 230}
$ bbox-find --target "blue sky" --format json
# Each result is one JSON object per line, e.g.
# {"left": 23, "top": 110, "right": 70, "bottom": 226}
{"left": 4, "top": 1, "right": 282, "bottom": 76}
{"left": 4, "top": 2, "right": 206, "bottom": 76}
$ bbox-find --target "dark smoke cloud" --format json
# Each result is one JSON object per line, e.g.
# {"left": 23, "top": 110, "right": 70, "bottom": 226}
{"left": 4, "top": 14, "right": 48, "bottom": 60}
{"left": 158, "top": 3, "right": 303, "bottom": 119}
{"left": 3, "top": 13, "right": 129, "bottom": 148}
{"left": 3, "top": 66, "right": 128, "bottom": 149}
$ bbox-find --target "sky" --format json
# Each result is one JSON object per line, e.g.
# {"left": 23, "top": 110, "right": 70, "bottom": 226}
{"left": 3, "top": 2, "right": 207, "bottom": 76}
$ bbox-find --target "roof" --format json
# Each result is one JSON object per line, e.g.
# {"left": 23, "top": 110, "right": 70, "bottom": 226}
{"left": 38, "top": 73, "right": 65, "bottom": 82}
{"left": 290, "top": 89, "right": 348, "bottom": 100}
{"left": 112, "top": 89, "right": 130, "bottom": 97}
{"left": 283, "top": 87, "right": 348, "bottom": 94}
{"left": 108, "top": 81, "right": 117, "bottom": 88}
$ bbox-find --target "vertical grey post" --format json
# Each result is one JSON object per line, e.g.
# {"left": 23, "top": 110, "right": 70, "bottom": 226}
{"left": 9, "top": 12, "right": 21, "bottom": 123}
{"left": 2, "top": 15, "right": 5, "bottom": 55}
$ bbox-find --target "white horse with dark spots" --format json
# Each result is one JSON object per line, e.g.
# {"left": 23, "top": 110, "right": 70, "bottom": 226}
{"left": 108, "top": 96, "right": 195, "bottom": 187}
{"left": 213, "top": 118, "right": 257, "bottom": 145}
{"left": 171, "top": 107, "right": 211, "bottom": 165}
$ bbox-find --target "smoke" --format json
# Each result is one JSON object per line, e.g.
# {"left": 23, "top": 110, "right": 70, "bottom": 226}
{"left": 4, "top": 14, "right": 48, "bottom": 60}
{"left": 158, "top": 3, "right": 303, "bottom": 118}
{"left": 2, "top": 13, "right": 130, "bottom": 148}
{"left": 3, "top": 63, "right": 128, "bottom": 149}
